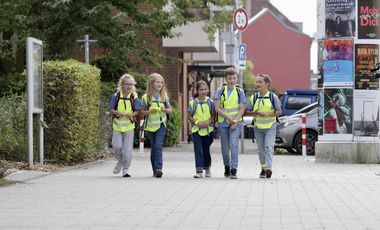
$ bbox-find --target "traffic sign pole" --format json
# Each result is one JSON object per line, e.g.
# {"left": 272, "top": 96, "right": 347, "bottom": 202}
{"left": 233, "top": 7, "right": 248, "bottom": 154}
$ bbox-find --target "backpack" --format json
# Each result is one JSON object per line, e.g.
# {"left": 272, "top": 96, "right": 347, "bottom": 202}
{"left": 112, "top": 91, "right": 136, "bottom": 121}
{"left": 190, "top": 97, "right": 212, "bottom": 116}
{"left": 251, "top": 91, "right": 279, "bottom": 123}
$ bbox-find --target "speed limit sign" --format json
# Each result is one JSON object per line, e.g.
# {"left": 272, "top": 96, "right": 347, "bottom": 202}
{"left": 233, "top": 8, "right": 248, "bottom": 31}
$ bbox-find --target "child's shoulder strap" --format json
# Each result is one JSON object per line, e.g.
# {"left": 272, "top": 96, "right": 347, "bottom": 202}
{"left": 114, "top": 90, "right": 121, "bottom": 110}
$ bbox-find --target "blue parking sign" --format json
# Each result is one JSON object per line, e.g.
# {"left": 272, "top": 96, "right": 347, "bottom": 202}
{"left": 239, "top": 44, "right": 246, "bottom": 61}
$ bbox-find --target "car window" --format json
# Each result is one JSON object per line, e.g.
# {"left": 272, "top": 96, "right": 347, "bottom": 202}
{"left": 285, "top": 96, "right": 312, "bottom": 110}
{"left": 294, "top": 103, "right": 318, "bottom": 114}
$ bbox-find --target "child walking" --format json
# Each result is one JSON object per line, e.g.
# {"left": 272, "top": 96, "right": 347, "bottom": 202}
{"left": 214, "top": 67, "right": 246, "bottom": 179}
{"left": 188, "top": 81, "right": 215, "bottom": 178}
{"left": 245, "top": 74, "right": 281, "bottom": 178}
{"left": 140, "top": 73, "right": 172, "bottom": 178}
{"left": 109, "top": 74, "right": 141, "bottom": 177}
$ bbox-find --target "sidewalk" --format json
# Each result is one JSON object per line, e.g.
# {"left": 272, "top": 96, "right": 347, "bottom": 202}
{"left": 1, "top": 139, "right": 380, "bottom": 229}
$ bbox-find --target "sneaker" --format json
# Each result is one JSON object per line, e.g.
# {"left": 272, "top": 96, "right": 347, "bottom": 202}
{"left": 204, "top": 169, "right": 212, "bottom": 177}
{"left": 155, "top": 170, "right": 163, "bottom": 178}
{"left": 193, "top": 172, "right": 203, "bottom": 178}
{"left": 113, "top": 162, "right": 121, "bottom": 174}
{"left": 265, "top": 169, "right": 272, "bottom": 178}
{"left": 224, "top": 166, "right": 231, "bottom": 178}
{"left": 259, "top": 169, "right": 266, "bottom": 178}
{"left": 230, "top": 169, "right": 237, "bottom": 179}
{"left": 122, "top": 169, "right": 131, "bottom": 177}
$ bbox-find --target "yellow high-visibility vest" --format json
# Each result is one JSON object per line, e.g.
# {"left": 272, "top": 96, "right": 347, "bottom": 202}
{"left": 142, "top": 94, "right": 167, "bottom": 132}
{"left": 217, "top": 86, "right": 242, "bottom": 123}
{"left": 190, "top": 97, "right": 213, "bottom": 136}
{"left": 113, "top": 91, "right": 135, "bottom": 132}
{"left": 252, "top": 91, "right": 276, "bottom": 129}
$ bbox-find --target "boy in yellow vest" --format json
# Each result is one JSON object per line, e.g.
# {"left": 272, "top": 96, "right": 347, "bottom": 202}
{"left": 245, "top": 74, "right": 281, "bottom": 178}
{"left": 214, "top": 67, "right": 246, "bottom": 179}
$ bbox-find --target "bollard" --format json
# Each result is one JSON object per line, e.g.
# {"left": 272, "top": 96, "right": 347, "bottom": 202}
{"left": 302, "top": 114, "right": 307, "bottom": 156}
{"left": 139, "top": 116, "right": 144, "bottom": 153}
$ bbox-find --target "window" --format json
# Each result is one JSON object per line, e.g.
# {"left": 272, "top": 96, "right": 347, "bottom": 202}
{"left": 285, "top": 96, "right": 312, "bottom": 110}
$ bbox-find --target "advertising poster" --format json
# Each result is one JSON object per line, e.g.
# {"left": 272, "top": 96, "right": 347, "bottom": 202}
{"left": 358, "top": 0, "right": 380, "bottom": 39}
{"left": 353, "top": 90, "right": 379, "bottom": 137}
{"left": 318, "top": 89, "right": 324, "bottom": 135}
{"left": 317, "top": 40, "right": 324, "bottom": 88}
{"left": 355, "top": 44, "right": 379, "bottom": 89}
{"left": 325, "top": 0, "right": 356, "bottom": 38}
{"left": 324, "top": 88, "right": 353, "bottom": 134}
{"left": 322, "top": 39, "right": 354, "bottom": 86}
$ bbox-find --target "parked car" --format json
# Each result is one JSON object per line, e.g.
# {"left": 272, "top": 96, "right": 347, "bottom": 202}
{"left": 280, "top": 89, "right": 317, "bottom": 116}
{"left": 275, "top": 102, "right": 318, "bottom": 155}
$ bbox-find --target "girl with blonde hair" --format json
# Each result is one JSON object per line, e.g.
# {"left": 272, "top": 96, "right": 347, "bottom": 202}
{"left": 109, "top": 74, "right": 141, "bottom": 177}
{"left": 140, "top": 73, "right": 172, "bottom": 178}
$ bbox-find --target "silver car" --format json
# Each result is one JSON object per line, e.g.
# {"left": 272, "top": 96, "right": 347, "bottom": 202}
{"left": 275, "top": 102, "right": 318, "bottom": 155}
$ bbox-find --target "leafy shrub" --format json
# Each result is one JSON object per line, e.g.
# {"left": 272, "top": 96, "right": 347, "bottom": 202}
{"left": 44, "top": 59, "right": 101, "bottom": 162}
{"left": 0, "top": 94, "right": 27, "bottom": 161}
{"left": 91, "top": 56, "right": 126, "bottom": 82}
{"left": 163, "top": 100, "right": 182, "bottom": 147}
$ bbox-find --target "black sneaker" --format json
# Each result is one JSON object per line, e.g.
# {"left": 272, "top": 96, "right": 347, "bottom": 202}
{"left": 155, "top": 170, "right": 163, "bottom": 178}
{"left": 259, "top": 169, "right": 266, "bottom": 178}
{"left": 224, "top": 166, "right": 231, "bottom": 178}
{"left": 265, "top": 169, "right": 272, "bottom": 178}
{"left": 230, "top": 169, "right": 237, "bottom": 179}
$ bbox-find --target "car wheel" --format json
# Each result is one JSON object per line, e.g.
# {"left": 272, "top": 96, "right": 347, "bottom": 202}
{"left": 293, "top": 130, "right": 317, "bottom": 156}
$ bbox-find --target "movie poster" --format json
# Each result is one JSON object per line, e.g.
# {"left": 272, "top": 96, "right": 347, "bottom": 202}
{"left": 322, "top": 39, "right": 354, "bottom": 86}
{"left": 358, "top": 0, "right": 380, "bottom": 39}
{"left": 324, "top": 88, "right": 353, "bottom": 134}
{"left": 355, "top": 44, "right": 379, "bottom": 89}
{"left": 353, "top": 90, "right": 379, "bottom": 136}
{"left": 325, "top": 0, "right": 356, "bottom": 38}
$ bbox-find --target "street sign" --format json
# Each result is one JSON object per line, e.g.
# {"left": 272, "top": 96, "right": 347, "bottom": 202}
{"left": 238, "top": 43, "right": 246, "bottom": 70}
{"left": 233, "top": 8, "right": 248, "bottom": 31}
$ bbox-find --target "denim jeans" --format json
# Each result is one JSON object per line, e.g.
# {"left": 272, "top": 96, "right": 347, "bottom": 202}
{"left": 147, "top": 123, "right": 166, "bottom": 173}
{"left": 254, "top": 123, "right": 277, "bottom": 170}
{"left": 218, "top": 122, "right": 243, "bottom": 170}
{"left": 112, "top": 129, "right": 134, "bottom": 171}
{"left": 192, "top": 132, "right": 214, "bottom": 172}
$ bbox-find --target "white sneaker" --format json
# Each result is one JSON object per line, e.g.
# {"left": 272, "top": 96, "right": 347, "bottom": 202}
{"left": 205, "top": 169, "right": 212, "bottom": 177}
{"left": 122, "top": 169, "right": 131, "bottom": 177}
{"left": 193, "top": 173, "right": 203, "bottom": 178}
{"left": 375, "top": 171, "right": 380, "bottom": 176}
{"left": 113, "top": 162, "right": 121, "bottom": 174}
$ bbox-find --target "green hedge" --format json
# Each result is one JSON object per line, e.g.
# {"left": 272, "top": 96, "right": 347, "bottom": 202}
{"left": 44, "top": 59, "right": 101, "bottom": 162}
{"left": 0, "top": 94, "right": 27, "bottom": 161}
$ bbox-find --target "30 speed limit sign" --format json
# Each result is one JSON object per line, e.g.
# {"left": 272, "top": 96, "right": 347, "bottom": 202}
{"left": 233, "top": 8, "right": 248, "bottom": 31}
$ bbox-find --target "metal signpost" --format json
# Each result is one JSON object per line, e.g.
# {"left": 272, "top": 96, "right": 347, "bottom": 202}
{"left": 76, "top": 34, "right": 97, "bottom": 64}
{"left": 26, "top": 37, "right": 44, "bottom": 168}
{"left": 233, "top": 7, "right": 248, "bottom": 154}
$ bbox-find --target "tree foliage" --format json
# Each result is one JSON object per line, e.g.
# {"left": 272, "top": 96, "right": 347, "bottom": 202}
{"left": 0, "top": 0, "right": 233, "bottom": 75}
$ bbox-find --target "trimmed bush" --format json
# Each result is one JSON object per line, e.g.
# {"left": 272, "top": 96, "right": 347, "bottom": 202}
{"left": 0, "top": 94, "right": 27, "bottom": 161}
{"left": 44, "top": 60, "right": 101, "bottom": 162}
{"left": 163, "top": 100, "right": 182, "bottom": 147}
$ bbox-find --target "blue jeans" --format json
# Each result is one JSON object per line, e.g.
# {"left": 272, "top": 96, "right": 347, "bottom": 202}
{"left": 218, "top": 122, "right": 243, "bottom": 170}
{"left": 147, "top": 123, "right": 166, "bottom": 173}
{"left": 254, "top": 123, "right": 277, "bottom": 170}
{"left": 192, "top": 132, "right": 214, "bottom": 172}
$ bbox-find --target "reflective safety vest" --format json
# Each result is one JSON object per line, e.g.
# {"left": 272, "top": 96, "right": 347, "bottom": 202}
{"left": 190, "top": 97, "right": 214, "bottom": 136}
{"left": 217, "top": 86, "right": 243, "bottom": 123}
{"left": 113, "top": 91, "right": 135, "bottom": 132}
{"left": 252, "top": 91, "right": 277, "bottom": 129}
{"left": 142, "top": 94, "right": 167, "bottom": 132}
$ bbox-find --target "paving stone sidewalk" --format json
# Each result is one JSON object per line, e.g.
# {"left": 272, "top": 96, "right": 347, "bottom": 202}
{"left": 1, "top": 140, "right": 380, "bottom": 229}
